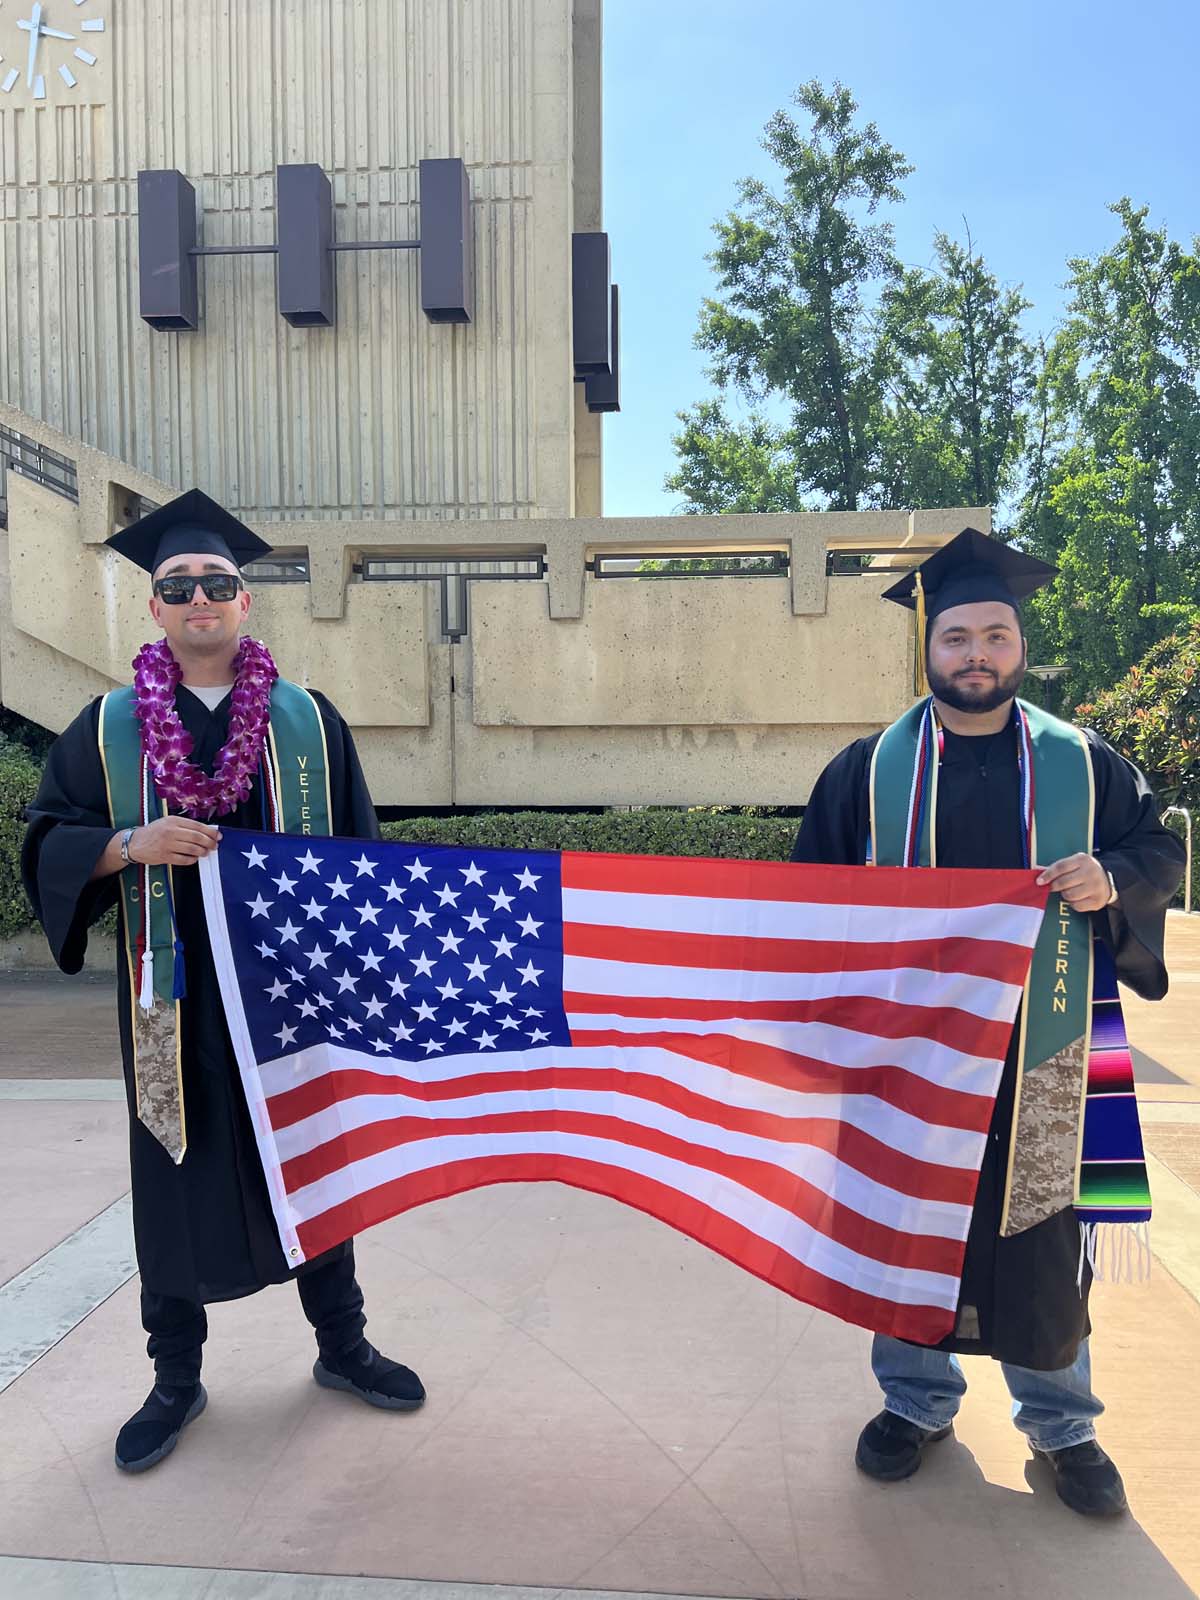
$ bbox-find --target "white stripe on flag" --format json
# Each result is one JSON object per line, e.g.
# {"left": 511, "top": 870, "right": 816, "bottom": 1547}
{"left": 562, "top": 953, "right": 1021, "bottom": 1023}
{"left": 564, "top": 1010, "right": 1001, "bottom": 1089}
{"left": 283, "top": 1128, "right": 964, "bottom": 1310}
{"left": 562, "top": 885, "right": 1044, "bottom": 949}
{"left": 270, "top": 1085, "right": 974, "bottom": 1240}
{"left": 256, "top": 1043, "right": 987, "bottom": 1168}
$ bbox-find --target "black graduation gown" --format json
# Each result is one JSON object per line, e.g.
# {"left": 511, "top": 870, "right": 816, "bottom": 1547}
{"left": 792, "top": 719, "right": 1185, "bottom": 1370}
{"left": 22, "top": 687, "right": 380, "bottom": 1304}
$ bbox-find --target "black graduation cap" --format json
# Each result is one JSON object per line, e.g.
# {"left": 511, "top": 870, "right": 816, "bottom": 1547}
{"left": 105, "top": 489, "right": 273, "bottom": 576}
{"left": 881, "top": 527, "right": 1057, "bottom": 625}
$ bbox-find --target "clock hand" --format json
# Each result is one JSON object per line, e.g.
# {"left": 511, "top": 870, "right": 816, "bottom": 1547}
{"left": 39, "top": 26, "right": 76, "bottom": 40}
{"left": 24, "top": 5, "right": 44, "bottom": 89}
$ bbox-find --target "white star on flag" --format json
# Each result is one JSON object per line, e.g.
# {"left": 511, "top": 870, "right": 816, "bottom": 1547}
{"left": 358, "top": 949, "right": 384, "bottom": 973}
{"left": 296, "top": 849, "right": 323, "bottom": 874}
{"left": 275, "top": 1023, "right": 297, "bottom": 1047}
{"left": 411, "top": 952, "right": 437, "bottom": 978}
{"left": 489, "top": 888, "right": 515, "bottom": 912}
{"left": 382, "top": 879, "right": 406, "bottom": 902}
{"left": 475, "top": 1030, "right": 498, "bottom": 1049}
{"left": 405, "top": 858, "right": 431, "bottom": 882}
{"left": 363, "top": 996, "right": 386, "bottom": 1020}
{"left": 515, "top": 867, "right": 540, "bottom": 891}
{"left": 351, "top": 853, "right": 377, "bottom": 878}
{"left": 327, "top": 876, "right": 351, "bottom": 900}
{"left": 411, "top": 905, "right": 435, "bottom": 929}
{"left": 242, "top": 845, "right": 268, "bottom": 870}
{"left": 266, "top": 978, "right": 290, "bottom": 1002}
{"left": 463, "top": 909, "right": 488, "bottom": 933}
{"left": 306, "top": 945, "right": 331, "bottom": 971}
{"left": 331, "top": 923, "right": 355, "bottom": 947}
{"left": 459, "top": 861, "right": 486, "bottom": 885}
{"left": 491, "top": 934, "right": 516, "bottom": 960}
{"left": 247, "top": 894, "right": 273, "bottom": 919}
{"left": 464, "top": 956, "right": 490, "bottom": 982}
{"left": 301, "top": 898, "right": 326, "bottom": 921}
{"left": 517, "top": 960, "right": 542, "bottom": 986}
{"left": 273, "top": 871, "right": 297, "bottom": 896}
{"left": 516, "top": 913, "right": 543, "bottom": 938}
{"left": 277, "top": 919, "right": 301, "bottom": 944}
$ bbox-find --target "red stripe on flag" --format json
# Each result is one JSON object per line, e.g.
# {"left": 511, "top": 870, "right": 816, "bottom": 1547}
{"left": 266, "top": 1064, "right": 978, "bottom": 1204}
{"left": 562, "top": 851, "right": 1048, "bottom": 913}
{"left": 562, "top": 920, "right": 1035, "bottom": 988}
{"left": 282, "top": 1111, "right": 967, "bottom": 1274}
{"left": 567, "top": 1029, "right": 997, "bottom": 1132}
{"left": 563, "top": 986, "right": 1016, "bottom": 1060}
{"left": 294, "top": 1153, "right": 959, "bottom": 1346}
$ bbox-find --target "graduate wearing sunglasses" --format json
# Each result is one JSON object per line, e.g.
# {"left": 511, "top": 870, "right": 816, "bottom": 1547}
{"left": 22, "top": 489, "right": 426, "bottom": 1475}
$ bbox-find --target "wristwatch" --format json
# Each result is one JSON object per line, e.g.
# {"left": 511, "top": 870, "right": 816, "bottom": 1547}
{"left": 119, "top": 827, "right": 137, "bottom": 865}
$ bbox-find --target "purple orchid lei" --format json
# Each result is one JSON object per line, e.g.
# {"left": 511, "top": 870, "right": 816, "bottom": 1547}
{"left": 131, "top": 637, "right": 278, "bottom": 818}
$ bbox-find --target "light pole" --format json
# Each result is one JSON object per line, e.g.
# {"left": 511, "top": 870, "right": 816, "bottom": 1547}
{"left": 1027, "top": 663, "right": 1071, "bottom": 717}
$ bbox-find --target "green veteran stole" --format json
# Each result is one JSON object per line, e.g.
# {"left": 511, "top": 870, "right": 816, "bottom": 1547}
{"left": 870, "top": 696, "right": 1151, "bottom": 1280}
{"left": 98, "top": 680, "right": 332, "bottom": 1164}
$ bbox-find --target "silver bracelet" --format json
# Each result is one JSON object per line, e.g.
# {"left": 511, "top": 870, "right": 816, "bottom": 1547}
{"left": 119, "top": 827, "right": 137, "bottom": 865}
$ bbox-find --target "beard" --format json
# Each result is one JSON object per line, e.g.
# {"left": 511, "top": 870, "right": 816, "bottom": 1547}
{"left": 927, "top": 658, "right": 1025, "bottom": 714}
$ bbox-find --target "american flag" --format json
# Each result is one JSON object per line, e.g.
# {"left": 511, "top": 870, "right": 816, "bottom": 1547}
{"left": 200, "top": 829, "right": 1048, "bottom": 1344}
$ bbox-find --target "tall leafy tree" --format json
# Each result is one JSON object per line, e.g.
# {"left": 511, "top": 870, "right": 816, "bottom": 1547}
{"left": 667, "top": 81, "right": 912, "bottom": 513}
{"left": 876, "top": 229, "right": 1034, "bottom": 512}
{"left": 1020, "top": 201, "right": 1200, "bottom": 704}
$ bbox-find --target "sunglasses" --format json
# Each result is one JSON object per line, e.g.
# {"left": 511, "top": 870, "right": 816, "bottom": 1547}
{"left": 153, "top": 573, "right": 244, "bottom": 605}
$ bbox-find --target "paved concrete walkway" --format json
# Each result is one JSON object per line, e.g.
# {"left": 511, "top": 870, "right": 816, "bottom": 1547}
{"left": 2, "top": 916, "right": 1199, "bottom": 1600}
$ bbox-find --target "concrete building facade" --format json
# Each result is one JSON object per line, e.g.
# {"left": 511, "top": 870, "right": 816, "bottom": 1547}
{"left": 0, "top": 0, "right": 978, "bottom": 806}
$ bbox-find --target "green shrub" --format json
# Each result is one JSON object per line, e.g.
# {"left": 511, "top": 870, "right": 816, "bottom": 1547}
{"left": 1079, "top": 616, "right": 1200, "bottom": 909}
{"left": 380, "top": 810, "right": 797, "bottom": 861}
{"left": 0, "top": 736, "right": 41, "bottom": 939}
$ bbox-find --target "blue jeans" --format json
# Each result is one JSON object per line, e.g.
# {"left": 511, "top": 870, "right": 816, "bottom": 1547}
{"left": 871, "top": 1334, "right": 1103, "bottom": 1452}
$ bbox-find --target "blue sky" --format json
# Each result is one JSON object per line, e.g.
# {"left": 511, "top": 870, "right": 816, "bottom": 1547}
{"left": 601, "top": 0, "right": 1198, "bottom": 516}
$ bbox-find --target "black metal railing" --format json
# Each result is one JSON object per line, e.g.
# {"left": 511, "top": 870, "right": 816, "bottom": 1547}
{"left": 0, "top": 427, "right": 79, "bottom": 527}
{"left": 357, "top": 554, "right": 545, "bottom": 640}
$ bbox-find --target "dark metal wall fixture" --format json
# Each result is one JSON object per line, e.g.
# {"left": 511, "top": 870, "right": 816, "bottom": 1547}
{"left": 138, "top": 159, "right": 474, "bottom": 332}
{"left": 571, "top": 231, "right": 621, "bottom": 414}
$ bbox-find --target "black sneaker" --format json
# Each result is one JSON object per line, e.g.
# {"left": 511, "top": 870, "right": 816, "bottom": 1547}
{"left": 313, "top": 1340, "right": 426, "bottom": 1411}
{"left": 1031, "top": 1439, "right": 1128, "bottom": 1517}
{"left": 114, "top": 1382, "right": 207, "bottom": 1473}
{"left": 855, "top": 1409, "right": 953, "bottom": 1482}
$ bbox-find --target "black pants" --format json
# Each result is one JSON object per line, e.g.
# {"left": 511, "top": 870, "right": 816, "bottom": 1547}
{"left": 142, "top": 1244, "right": 367, "bottom": 1385}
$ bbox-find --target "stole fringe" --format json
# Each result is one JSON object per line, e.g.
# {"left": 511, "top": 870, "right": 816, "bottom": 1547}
{"left": 1077, "top": 1220, "right": 1152, "bottom": 1289}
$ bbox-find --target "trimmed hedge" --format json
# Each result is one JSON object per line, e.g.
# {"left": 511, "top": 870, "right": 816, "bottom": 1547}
{"left": 381, "top": 810, "right": 797, "bottom": 860}
{"left": 0, "top": 736, "right": 41, "bottom": 939}
{"left": 0, "top": 763, "right": 799, "bottom": 941}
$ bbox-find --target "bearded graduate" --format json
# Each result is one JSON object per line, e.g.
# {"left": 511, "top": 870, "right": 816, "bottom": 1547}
{"left": 22, "top": 490, "right": 426, "bottom": 1475}
{"left": 792, "top": 529, "right": 1185, "bottom": 1519}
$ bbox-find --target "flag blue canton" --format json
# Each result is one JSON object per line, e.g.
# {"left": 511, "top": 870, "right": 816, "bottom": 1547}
{"left": 218, "top": 829, "right": 570, "bottom": 1065}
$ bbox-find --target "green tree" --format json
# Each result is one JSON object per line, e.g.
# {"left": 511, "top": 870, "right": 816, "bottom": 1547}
{"left": 1020, "top": 201, "right": 1200, "bottom": 704}
{"left": 667, "top": 81, "right": 912, "bottom": 513}
{"left": 876, "top": 229, "right": 1034, "bottom": 511}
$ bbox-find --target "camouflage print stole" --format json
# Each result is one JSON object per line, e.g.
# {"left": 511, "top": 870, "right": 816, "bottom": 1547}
{"left": 98, "top": 679, "right": 332, "bottom": 1163}
{"left": 869, "top": 696, "right": 1151, "bottom": 1276}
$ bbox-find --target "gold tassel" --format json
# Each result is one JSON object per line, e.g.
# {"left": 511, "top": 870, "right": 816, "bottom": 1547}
{"left": 914, "top": 572, "right": 929, "bottom": 698}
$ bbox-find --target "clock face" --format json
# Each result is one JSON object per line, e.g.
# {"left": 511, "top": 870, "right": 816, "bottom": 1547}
{"left": 1, "top": 1, "right": 107, "bottom": 100}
